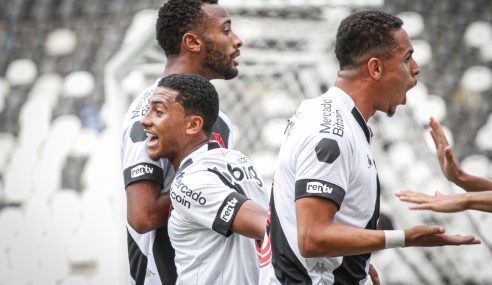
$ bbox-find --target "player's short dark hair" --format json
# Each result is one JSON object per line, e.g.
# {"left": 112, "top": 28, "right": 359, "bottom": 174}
{"left": 156, "top": 0, "right": 219, "bottom": 56}
{"left": 335, "top": 10, "right": 403, "bottom": 70}
{"left": 158, "top": 74, "right": 219, "bottom": 136}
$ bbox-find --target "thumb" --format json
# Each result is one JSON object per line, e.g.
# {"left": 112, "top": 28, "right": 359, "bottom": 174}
{"left": 444, "top": 147, "right": 453, "bottom": 159}
{"left": 417, "top": 225, "right": 445, "bottom": 236}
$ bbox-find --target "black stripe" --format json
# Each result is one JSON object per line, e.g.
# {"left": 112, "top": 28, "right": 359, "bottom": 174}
{"left": 127, "top": 229, "right": 148, "bottom": 285}
{"left": 270, "top": 194, "right": 312, "bottom": 284}
{"left": 208, "top": 141, "right": 221, "bottom": 150}
{"left": 124, "top": 163, "right": 164, "bottom": 188}
{"left": 351, "top": 107, "right": 370, "bottom": 144}
{"left": 333, "top": 175, "right": 380, "bottom": 284}
{"left": 212, "top": 192, "right": 248, "bottom": 237}
{"left": 208, "top": 167, "right": 246, "bottom": 196}
{"left": 176, "top": 158, "right": 193, "bottom": 175}
{"left": 212, "top": 115, "right": 230, "bottom": 148}
{"left": 153, "top": 226, "right": 177, "bottom": 285}
{"left": 295, "top": 179, "right": 345, "bottom": 209}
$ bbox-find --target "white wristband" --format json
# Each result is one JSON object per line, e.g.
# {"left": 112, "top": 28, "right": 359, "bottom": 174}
{"left": 384, "top": 230, "right": 405, "bottom": 248}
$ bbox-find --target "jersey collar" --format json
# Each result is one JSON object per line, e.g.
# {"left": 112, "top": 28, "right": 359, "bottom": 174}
{"left": 329, "top": 86, "right": 372, "bottom": 144}
{"left": 177, "top": 141, "right": 221, "bottom": 172}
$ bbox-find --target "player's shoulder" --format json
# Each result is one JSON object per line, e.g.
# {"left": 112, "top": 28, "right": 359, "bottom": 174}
{"left": 122, "top": 79, "right": 160, "bottom": 126}
{"left": 189, "top": 147, "right": 247, "bottom": 168}
{"left": 287, "top": 92, "right": 356, "bottom": 160}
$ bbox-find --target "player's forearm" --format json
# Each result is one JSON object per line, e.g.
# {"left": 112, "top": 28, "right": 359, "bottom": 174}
{"left": 128, "top": 192, "right": 171, "bottom": 233}
{"left": 455, "top": 172, "right": 492, "bottom": 192}
{"left": 464, "top": 191, "right": 492, "bottom": 212}
{"left": 298, "top": 224, "right": 385, "bottom": 257}
{"left": 231, "top": 201, "right": 267, "bottom": 240}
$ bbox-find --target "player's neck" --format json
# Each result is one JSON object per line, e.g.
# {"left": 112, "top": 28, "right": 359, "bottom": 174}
{"left": 163, "top": 57, "right": 217, "bottom": 80}
{"left": 335, "top": 73, "right": 376, "bottom": 122}
{"left": 172, "top": 138, "right": 210, "bottom": 170}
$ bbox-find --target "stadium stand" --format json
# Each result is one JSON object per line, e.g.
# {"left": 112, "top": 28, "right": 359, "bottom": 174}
{"left": 0, "top": 0, "right": 491, "bottom": 284}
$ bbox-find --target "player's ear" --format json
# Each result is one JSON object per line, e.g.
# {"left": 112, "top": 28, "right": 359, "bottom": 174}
{"left": 367, "top": 57, "right": 383, "bottom": 80}
{"left": 186, "top": 115, "right": 204, "bottom": 135}
{"left": 182, "top": 32, "right": 203, "bottom": 53}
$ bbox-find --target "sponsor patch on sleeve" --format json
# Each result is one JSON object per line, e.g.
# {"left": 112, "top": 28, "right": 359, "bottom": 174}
{"left": 123, "top": 162, "right": 164, "bottom": 188}
{"left": 294, "top": 179, "right": 345, "bottom": 209}
{"left": 212, "top": 192, "right": 248, "bottom": 237}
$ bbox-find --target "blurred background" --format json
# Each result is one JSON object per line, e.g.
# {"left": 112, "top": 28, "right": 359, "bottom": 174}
{"left": 1, "top": 0, "right": 492, "bottom": 284}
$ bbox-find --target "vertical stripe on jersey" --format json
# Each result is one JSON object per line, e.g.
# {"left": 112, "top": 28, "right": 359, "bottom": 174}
{"left": 270, "top": 194, "right": 312, "bottom": 284}
{"left": 350, "top": 108, "right": 370, "bottom": 144}
{"left": 212, "top": 116, "right": 230, "bottom": 148}
{"left": 153, "top": 226, "right": 177, "bottom": 284}
{"left": 333, "top": 176, "right": 380, "bottom": 284}
{"left": 127, "top": 229, "right": 147, "bottom": 285}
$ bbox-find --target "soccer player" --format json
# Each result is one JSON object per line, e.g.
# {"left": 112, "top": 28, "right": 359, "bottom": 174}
{"left": 259, "top": 10, "right": 480, "bottom": 285}
{"left": 120, "top": 0, "right": 242, "bottom": 284}
{"left": 140, "top": 74, "right": 269, "bottom": 285}
{"left": 397, "top": 117, "right": 492, "bottom": 213}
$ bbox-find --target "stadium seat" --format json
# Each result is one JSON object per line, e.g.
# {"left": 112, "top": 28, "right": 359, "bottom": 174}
{"left": 413, "top": 94, "right": 447, "bottom": 124}
{"left": 397, "top": 11, "right": 425, "bottom": 38}
{"left": 460, "top": 65, "right": 492, "bottom": 93}
{"left": 46, "top": 29, "right": 77, "bottom": 57}
{"left": 5, "top": 59, "right": 37, "bottom": 86}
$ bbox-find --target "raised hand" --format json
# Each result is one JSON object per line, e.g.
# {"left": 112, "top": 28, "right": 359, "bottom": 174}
{"left": 429, "top": 117, "right": 462, "bottom": 184}
{"left": 429, "top": 117, "right": 492, "bottom": 192}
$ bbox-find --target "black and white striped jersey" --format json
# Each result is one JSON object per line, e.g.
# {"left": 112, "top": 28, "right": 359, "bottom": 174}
{"left": 120, "top": 79, "right": 234, "bottom": 285}
{"left": 260, "top": 86, "right": 380, "bottom": 285}
{"left": 168, "top": 142, "right": 269, "bottom": 285}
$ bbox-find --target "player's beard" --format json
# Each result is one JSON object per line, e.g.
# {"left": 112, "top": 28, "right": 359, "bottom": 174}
{"left": 203, "top": 39, "right": 238, "bottom": 80}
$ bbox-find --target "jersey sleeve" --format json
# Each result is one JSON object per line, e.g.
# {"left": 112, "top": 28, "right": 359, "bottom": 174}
{"left": 294, "top": 132, "right": 351, "bottom": 209}
{"left": 171, "top": 171, "right": 249, "bottom": 237}
{"left": 121, "top": 120, "right": 172, "bottom": 191}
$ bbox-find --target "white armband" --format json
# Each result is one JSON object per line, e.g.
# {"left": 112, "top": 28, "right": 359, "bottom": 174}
{"left": 384, "top": 230, "right": 405, "bottom": 248}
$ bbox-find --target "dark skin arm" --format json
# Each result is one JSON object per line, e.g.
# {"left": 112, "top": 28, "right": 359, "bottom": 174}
{"left": 397, "top": 190, "right": 492, "bottom": 213}
{"left": 231, "top": 200, "right": 268, "bottom": 240}
{"left": 126, "top": 180, "right": 171, "bottom": 234}
{"left": 295, "top": 196, "right": 480, "bottom": 258}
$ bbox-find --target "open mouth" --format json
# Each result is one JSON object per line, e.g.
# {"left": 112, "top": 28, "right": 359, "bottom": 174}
{"left": 232, "top": 50, "right": 240, "bottom": 66}
{"left": 146, "top": 132, "right": 159, "bottom": 147}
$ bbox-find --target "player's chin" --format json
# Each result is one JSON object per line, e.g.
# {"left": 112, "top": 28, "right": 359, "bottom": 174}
{"left": 147, "top": 149, "right": 162, "bottom": 161}
{"left": 223, "top": 67, "right": 239, "bottom": 80}
{"left": 386, "top": 106, "right": 397, "bottom": 117}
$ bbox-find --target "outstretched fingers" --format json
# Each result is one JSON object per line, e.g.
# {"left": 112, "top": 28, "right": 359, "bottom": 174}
{"left": 440, "top": 234, "right": 481, "bottom": 245}
{"left": 406, "top": 225, "right": 481, "bottom": 247}
{"left": 429, "top": 117, "right": 449, "bottom": 148}
{"left": 396, "top": 190, "right": 433, "bottom": 204}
